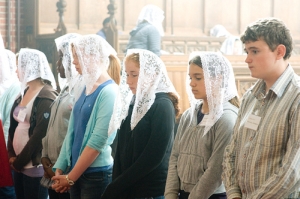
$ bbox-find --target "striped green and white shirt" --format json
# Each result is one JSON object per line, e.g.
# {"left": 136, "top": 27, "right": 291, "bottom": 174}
{"left": 223, "top": 65, "right": 300, "bottom": 199}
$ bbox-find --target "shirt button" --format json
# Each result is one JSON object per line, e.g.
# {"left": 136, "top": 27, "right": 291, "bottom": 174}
{"left": 242, "top": 189, "right": 246, "bottom": 193}
{"left": 249, "top": 137, "right": 253, "bottom": 141}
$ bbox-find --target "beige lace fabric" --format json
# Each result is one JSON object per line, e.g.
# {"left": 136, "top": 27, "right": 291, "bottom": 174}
{"left": 137, "top": 4, "right": 165, "bottom": 36}
{"left": 71, "top": 34, "right": 117, "bottom": 94}
{"left": 55, "top": 33, "right": 81, "bottom": 93}
{"left": 187, "top": 51, "right": 238, "bottom": 135}
{"left": 18, "top": 48, "right": 56, "bottom": 96}
{"left": 108, "top": 49, "right": 179, "bottom": 135}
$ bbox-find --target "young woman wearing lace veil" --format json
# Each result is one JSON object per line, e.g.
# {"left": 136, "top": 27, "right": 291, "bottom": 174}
{"left": 164, "top": 52, "right": 239, "bottom": 199}
{"left": 40, "top": 33, "right": 82, "bottom": 199}
{"left": 101, "top": 49, "right": 180, "bottom": 199}
{"left": 126, "top": 5, "right": 164, "bottom": 56}
{"left": 51, "top": 34, "right": 120, "bottom": 199}
{"left": 7, "top": 48, "right": 57, "bottom": 199}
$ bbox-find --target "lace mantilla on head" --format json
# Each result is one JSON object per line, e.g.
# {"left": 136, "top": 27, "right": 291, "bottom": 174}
{"left": 108, "top": 49, "right": 178, "bottom": 135}
{"left": 137, "top": 4, "right": 165, "bottom": 36}
{"left": 187, "top": 51, "right": 238, "bottom": 135}
{"left": 55, "top": 33, "right": 81, "bottom": 93}
{"left": 71, "top": 34, "right": 117, "bottom": 94}
{"left": 18, "top": 48, "right": 56, "bottom": 96}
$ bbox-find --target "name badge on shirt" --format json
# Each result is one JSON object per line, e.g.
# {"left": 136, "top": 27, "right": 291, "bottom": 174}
{"left": 245, "top": 114, "right": 261, "bottom": 131}
{"left": 199, "top": 115, "right": 212, "bottom": 126}
{"left": 17, "top": 109, "right": 26, "bottom": 122}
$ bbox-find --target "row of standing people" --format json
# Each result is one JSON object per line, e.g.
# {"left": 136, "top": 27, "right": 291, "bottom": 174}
{"left": 1, "top": 17, "right": 300, "bottom": 199}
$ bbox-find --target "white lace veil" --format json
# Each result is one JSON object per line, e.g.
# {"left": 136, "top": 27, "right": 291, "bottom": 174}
{"left": 5, "top": 49, "right": 19, "bottom": 83}
{"left": 137, "top": 4, "right": 165, "bottom": 36}
{"left": 210, "top": 25, "right": 230, "bottom": 38}
{"left": 108, "top": 49, "right": 178, "bottom": 135}
{"left": 187, "top": 51, "right": 238, "bottom": 135}
{"left": 71, "top": 34, "right": 117, "bottom": 94}
{"left": 55, "top": 33, "right": 81, "bottom": 92}
{"left": 18, "top": 48, "right": 56, "bottom": 96}
{"left": 220, "top": 36, "right": 243, "bottom": 55}
{"left": 0, "top": 34, "right": 10, "bottom": 95}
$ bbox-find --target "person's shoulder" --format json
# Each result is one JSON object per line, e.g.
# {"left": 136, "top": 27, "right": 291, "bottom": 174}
{"left": 39, "top": 84, "right": 58, "bottom": 100}
{"left": 223, "top": 102, "right": 239, "bottom": 115}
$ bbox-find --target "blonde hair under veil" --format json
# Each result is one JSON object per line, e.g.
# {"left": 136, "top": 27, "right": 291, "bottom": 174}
{"left": 187, "top": 51, "right": 238, "bottom": 136}
{"left": 108, "top": 49, "right": 179, "bottom": 135}
{"left": 71, "top": 34, "right": 117, "bottom": 94}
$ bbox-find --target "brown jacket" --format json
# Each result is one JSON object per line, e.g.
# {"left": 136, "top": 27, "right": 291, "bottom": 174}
{"left": 7, "top": 84, "right": 57, "bottom": 171}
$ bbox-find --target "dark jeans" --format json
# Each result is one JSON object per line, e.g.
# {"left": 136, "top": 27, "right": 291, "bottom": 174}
{"left": 179, "top": 190, "right": 227, "bottom": 199}
{"left": 69, "top": 169, "right": 112, "bottom": 199}
{"left": 0, "top": 186, "right": 16, "bottom": 199}
{"left": 13, "top": 171, "right": 48, "bottom": 199}
{"left": 48, "top": 188, "right": 70, "bottom": 199}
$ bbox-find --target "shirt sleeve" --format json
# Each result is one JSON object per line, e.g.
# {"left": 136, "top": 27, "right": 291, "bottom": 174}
{"left": 164, "top": 111, "right": 189, "bottom": 199}
{"left": 247, "top": 101, "right": 300, "bottom": 199}
{"left": 86, "top": 85, "right": 118, "bottom": 152}
{"left": 222, "top": 106, "right": 244, "bottom": 199}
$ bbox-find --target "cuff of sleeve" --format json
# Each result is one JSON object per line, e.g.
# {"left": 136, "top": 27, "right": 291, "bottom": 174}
{"left": 164, "top": 192, "right": 179, "bottom": 199}
{"left": 226, "top": 186, "right": 242, "bottom": 199}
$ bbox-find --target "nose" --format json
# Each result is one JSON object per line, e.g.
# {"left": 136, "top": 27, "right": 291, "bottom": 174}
{"left": 245, "top": 54, "right": 252, "bottom": 64}
{"left": 126, "top": 77, "right": 132, "bottom": 85}
{"left": 189, "top": 79, "right": 195, "bottom": 87}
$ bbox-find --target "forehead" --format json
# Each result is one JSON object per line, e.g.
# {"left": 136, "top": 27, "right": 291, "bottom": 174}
{"left": 189, "top": 63, "right": 203, "bottom": 74}
{"left": 125, "top": 59, "right": 139, "bottom": 71}
{"left": 244, "top": 39, "right": 269, "bottom": 49}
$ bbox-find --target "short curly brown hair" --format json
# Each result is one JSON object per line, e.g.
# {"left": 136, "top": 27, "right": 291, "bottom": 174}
{"left": 240, "top": 18, "right": 293, "bottom": 60}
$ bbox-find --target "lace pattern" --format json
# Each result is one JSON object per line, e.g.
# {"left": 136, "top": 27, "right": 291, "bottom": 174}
{"left": 71, "top": 34, "right": 117, "bottom": 94}
{"left": 187, "top": 51, "right": 238, "bottom": 135}
{"left": 108, "top": 49, "right": 179, "bottom": 135}
{"left": 137, "top": 4, "right": 165, "bottom": 36}
{"left": 18, "top": 48, "right": 56, "bottom": 96}
{"left": 55, "top": 33, "right": 81, "bottom": 93}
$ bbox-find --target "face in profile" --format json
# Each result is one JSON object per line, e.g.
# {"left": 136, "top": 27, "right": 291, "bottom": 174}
{"left": 189, "top": 63, "right": 207, "bottom": 100}
{"left": 125, "top": 59, "right": 140, "bottom": 95}
{"left": 56, "top": 50, "right": 66, "bottom": 78}
{"left": 72, "top": 46, "right": 82, "bottom": 75}
{"left": 244, "top": 39, "right": 278, "bottom": 80}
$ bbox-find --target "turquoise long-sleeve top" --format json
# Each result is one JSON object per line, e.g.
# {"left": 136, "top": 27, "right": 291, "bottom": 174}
{"left": 53, "top": 83, "right": 118, "bottom": 173}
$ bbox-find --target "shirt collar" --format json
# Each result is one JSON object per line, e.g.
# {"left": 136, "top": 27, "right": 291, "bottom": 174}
{"left": 252, "top": 64, "right": 294, "bottom": 98}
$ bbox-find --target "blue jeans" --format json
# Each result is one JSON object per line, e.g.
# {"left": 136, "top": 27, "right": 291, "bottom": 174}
{"left": 135, "top": 197, "right": 165, "bottom": 199}
{"left": 14, "top": 171, "right": 48, "bottom": 199}
{"left": 0, "top": 186, "right": 16, "bottom": 199}
{"left": 69, "top": 169, "right": 112, "bottom": 199}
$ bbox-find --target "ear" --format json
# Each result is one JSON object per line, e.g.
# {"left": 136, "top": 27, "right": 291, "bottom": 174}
{"left": 275, "top": 44, "right": 286, "bottom": 60}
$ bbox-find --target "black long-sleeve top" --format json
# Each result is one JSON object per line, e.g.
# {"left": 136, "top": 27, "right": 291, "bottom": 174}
{"left": 101, "top": 93, "right": 175, "bottom": 199}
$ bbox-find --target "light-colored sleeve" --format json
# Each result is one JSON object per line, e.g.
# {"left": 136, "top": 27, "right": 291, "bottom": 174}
{"left": 86, "top": 85, "right": 118, "bottom": 152}
{"left": 222, "top": 108, "right": 243, "bottom": 199}
{"left": 248, "top": 101, "right": 300, "bottom": 199}
{"left": 53, "top": 111, "right": 74, "bottom": 173}
{"left": 188, "top": 110, "right": 237, "bottom": 199}
{"left": 164, "top": 111, "right": 188, "bottom": 199}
